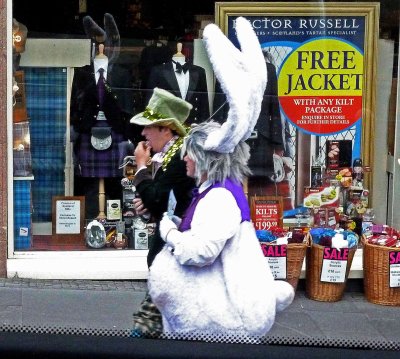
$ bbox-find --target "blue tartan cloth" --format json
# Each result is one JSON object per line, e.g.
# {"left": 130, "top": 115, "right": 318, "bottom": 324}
{"left": 13, "top": 180, "right": 32, "bottom": 250}
{"left": 24, "top": 67, "right": 67, "bottom": 222}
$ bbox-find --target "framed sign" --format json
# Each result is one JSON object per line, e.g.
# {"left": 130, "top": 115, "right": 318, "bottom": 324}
{"left": 13, "top": 70, "right": 28, "bottom": 122}
{"left": 251, "top": 196, "right": 283, "bottom": 229}
{"left": 215, "top": 2, "right": 379, "bottom": 197}
{"left": 52, "top": 196, "right": 85, "bottom": 245}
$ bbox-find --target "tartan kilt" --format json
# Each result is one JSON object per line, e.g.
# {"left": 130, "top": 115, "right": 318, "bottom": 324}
{"left": 132, "top": 292, "right": 163, "bottom": 337}
{"left": 76, "top": 130, "right": 125, "bottom": 178}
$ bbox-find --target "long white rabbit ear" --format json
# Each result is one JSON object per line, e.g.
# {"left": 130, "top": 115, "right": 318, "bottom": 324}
{"left": 202, "top": 16, "right": 267, "bottom": 153}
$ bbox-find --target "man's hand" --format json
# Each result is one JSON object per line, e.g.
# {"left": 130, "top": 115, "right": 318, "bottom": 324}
{"left": 133, "top": 197, "right": 149, "bottom": 216}
{"left": 134, "top": 141, "right": 151, "bottom": 168}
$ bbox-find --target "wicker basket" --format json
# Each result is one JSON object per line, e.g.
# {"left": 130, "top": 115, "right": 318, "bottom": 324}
{"left": 306, "top": 239, "right": 356, "bottom": 302}
{"left": 362, "top": 236, "right": 400, "bottom": 306}
{"left": 286, "top": 238, "right": 309, "bottom": 291}
{"left": 260, "top": 235, "right": 308, "bottom": 291}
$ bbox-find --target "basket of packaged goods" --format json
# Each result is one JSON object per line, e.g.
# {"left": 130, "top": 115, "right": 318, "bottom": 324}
{"left": 306, "top": 228, "right": 359, "bottom": 302}
{"left": 257, "top": 227, "right": 309, "bottom": 291}
{"left": 362, "top": 225, "right": 400, "bottom": 306}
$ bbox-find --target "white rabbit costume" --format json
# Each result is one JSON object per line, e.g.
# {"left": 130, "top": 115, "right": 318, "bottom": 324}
{"left": 148, "top": 17, "right": 294, "bottom": 342}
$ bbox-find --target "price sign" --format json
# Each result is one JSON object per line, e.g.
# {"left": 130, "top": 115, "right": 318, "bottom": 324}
{"left": 389, "top": 251, "right": 400, "bottom": 288}
{"left": 260, "top": 243, "right": 287, "bottom": 279}
{"left": 320, "top": 247, "right": 349, "bottom": 283}
{"left": 251, "top": 196, "right": 283, "bottom": 230}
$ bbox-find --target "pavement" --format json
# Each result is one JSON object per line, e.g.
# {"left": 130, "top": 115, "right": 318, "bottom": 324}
{"left": 0, "top": 278, "right": 399, "bottom": 358}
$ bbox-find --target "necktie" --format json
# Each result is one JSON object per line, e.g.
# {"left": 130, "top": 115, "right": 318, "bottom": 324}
{"left": 174, "top": 61, "right": 189, "bottom": 74}
{"left": 97, "top": 68, "right": 106, "bottom": 107}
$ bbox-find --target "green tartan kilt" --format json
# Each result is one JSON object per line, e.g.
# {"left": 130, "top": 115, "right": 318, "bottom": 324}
{"left": 132, "top": 292, "right": 162, "bottom": 337}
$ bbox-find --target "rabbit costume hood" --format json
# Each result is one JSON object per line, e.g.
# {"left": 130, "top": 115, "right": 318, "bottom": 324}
{"left": 202, "top": 17, "right": 267, "bottom": 153}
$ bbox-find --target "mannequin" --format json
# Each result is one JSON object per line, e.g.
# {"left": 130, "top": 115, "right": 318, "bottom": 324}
{"left": 70, "top": 43, "right": 128, "bottom": 219}
{"left": 145, "top": 42, "right": 210, "bottom": 124}
{"left": 95, "top": 43, "right": 107, "bottom": 61}
{"left": 172, "top": 42, "right": 185, "bottom": 62}
{"left": 71, "top": 14, "right": 137, "bottom": 220}
{"left": 171, "top": 43, "right": 189, "bottom": 100}
{"left": 94, "top": 44, "right": 108, "bottom": 219}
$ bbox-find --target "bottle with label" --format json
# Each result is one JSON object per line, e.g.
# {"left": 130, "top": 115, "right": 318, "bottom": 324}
{"left": 362, "top": 208, "right": 375, "bottom": 238}
{"left": 113, "top": 221, "right": 128, "bottom": 249}
{"left": 352, "top": 158, "right": 363, "bottom": 188}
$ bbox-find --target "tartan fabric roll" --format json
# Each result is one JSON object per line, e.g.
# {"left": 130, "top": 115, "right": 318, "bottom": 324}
{"left": 25, "top": 68, "right": 66, "bottom": 146}
{"left": 13, "top": 180, "right": 32, "bottom": 250}
{"left": 25, "top": 67, "right": 67, "bottom": 222}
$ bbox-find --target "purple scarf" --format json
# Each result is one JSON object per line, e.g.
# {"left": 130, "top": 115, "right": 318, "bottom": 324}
{"left": 178, "top": 178, "right": 250, "bottom": 232}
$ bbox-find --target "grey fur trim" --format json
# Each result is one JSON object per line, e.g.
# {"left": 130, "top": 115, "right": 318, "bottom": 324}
{"left": 181, "top": 122, "right": 252, "bottom": 186}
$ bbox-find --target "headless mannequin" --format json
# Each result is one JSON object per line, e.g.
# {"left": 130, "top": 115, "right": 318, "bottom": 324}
{"left": 171, "top": 43, "right": 189, "bottom": 100}
{"left": 94, "top": 44, "right": 108, "bottom": 220}
{"left": 94, "top": 43, "right": 108, "bottom": 77}
{"left": 172, "top": 42, "right": 185, "bottom": 64}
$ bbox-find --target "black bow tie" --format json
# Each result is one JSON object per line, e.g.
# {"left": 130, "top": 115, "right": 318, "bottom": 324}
{"left": 173, "top": 61, "right": 189, "bottom": 74}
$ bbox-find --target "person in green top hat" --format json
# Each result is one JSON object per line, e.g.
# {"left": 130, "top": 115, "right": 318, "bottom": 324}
{"left": 129, "top": 87, "right": 196, "bottom": 337}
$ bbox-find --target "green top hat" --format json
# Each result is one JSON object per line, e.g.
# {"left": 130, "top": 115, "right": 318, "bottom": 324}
{"left": 130, "top": 88, "right": 193, "bottom": 137}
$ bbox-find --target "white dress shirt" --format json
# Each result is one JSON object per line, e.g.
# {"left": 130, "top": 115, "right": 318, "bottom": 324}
{"left": 172, "top": 57, "right": 189, "bottom": 100}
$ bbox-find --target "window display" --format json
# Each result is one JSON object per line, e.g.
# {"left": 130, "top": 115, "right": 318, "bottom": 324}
{"left": 4, "top": 1, "right": 397, "bottom": 281}
{"left": 3, "top": 0, "right": 400, "bottom": 356}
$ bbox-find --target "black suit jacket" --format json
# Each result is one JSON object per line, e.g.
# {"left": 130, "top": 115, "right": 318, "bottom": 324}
{"left": 146, "top": 61, "right": 210, "bottom": 124}
{"left": 256, "top": 62, "right": 283, "bottom": 144}
{"left": 70, "top": 63, "right": 142, "bottom": 144}
{"left": 133, "top": 151, "right": 196, "bottom": 267}
{"left": 71, "top": 64, "right": 126, "bottom": 133}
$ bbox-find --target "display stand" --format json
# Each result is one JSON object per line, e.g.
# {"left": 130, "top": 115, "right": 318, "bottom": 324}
{"left": 97, "top": 178, "right": 107, "bottom": 219}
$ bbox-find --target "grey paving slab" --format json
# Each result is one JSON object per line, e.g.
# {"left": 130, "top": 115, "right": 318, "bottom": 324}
{"left": 0, "top": 288, "right": 23, "bottom": 326}
{"left": 295, "top": 294, "right": 362, "bottom": 313}
{"left": 0, "top": 306, "right": 22, "bottom": 326}
{"left": 0, "top": 288, "right": 22, "bottom": 306}
{"left": 370, "top": 319, "right": 400, "bottom": 342}
{"left": 307, "top": 310, "right": 383, "bottom": 340}
{"left": 357, "top": 303, "right": 400, "bottom": 318}
{"left": 268, "top": 311, "right": 321, "bottom": 338}
{"left": 19, "top": 288, "right": 146, "bottom": 330}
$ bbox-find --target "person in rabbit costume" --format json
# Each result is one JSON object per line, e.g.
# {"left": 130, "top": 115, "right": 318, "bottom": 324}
{"left": 147, "top": 17, "right": 294, "bottom": 342}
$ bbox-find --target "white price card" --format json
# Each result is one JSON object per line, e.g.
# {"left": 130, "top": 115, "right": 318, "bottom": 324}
{"left": 320, "top": 247, "right": 349, "bottom": 283}
{"left": 260, "top": 243, "right": 287, "bottom": 280}
{"left": 389, "top": 251, "right": 400, "bottom": 288}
